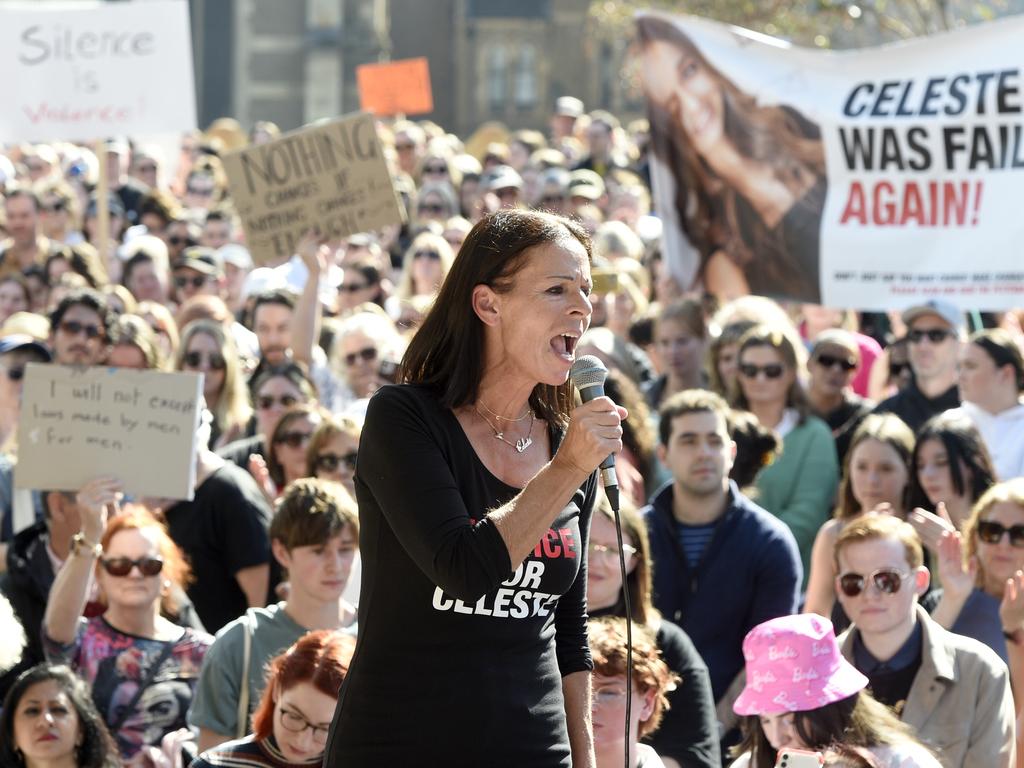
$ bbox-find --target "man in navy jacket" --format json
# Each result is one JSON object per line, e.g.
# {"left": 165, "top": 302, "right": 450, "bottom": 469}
{"left": 643, "top": 390, "right": 802, "bottom": 708}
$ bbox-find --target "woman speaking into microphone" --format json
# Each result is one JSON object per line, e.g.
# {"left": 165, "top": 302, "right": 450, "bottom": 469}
{"left": 324, "top": 209, "right": 624, "bottom": 767}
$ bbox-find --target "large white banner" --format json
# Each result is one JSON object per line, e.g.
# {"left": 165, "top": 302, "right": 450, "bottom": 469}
{"left": 0, "top": 0, "right": 196, "bottom": 142}
{"left": 637, "top": 12, "right": 1024, "bottom": 310}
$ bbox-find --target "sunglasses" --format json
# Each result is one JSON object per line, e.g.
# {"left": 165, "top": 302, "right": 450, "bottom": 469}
{"left": 42, "top": 200, "right": 67, "bottom": 213}
{"left": 175, "top": 275, "right": 208, "bottom": 290}
{"left": 837, "top": 568, "right": 909, "bottom": 597}
{"left": 339, "top": 282, "right": 370, "bottom": 293}
{"left": 395, "top": 143, "right": 415, "bottom": 152}
{"left": 976, "top": 520, "right": 1024, "bottom": 547}
{"left": 738, "top": 363, "right": 785, "bottom": 380}
{"left": 889, "top": 361, "right": 908, "bottom": 377}
{"left": 908, "top": 328, "right": 953, "bottom": 344}
{"left": 414, "top": 250, "right": 441, "bottom": 261}
{"left": 187, "top": 186, "right": 215, "bottom": 197}
{"left": 183, "top": 350, "right": 226, "bottom": 370}
{"left": 423, "top": 164, "right": 448, "bottom": 174}
{"left": 2, "top": 367, "right": 25, "bottom": 382}
{"left": 815, "top": 353, "right": 857, "bottom": 372}
{"left": 316, "top": 451, "right": 359, "bottom": 473}
{"left": 275, "top": 431, "right": 313, "bottom": 449}
{"left": 418, "top": 203, "right": 445, "bottom": 215}
{"left": 344, "top": 347, "right": 377, "bottom": 367}
{"left": 256, "top": 394, "right": 299, "bottom": 410}
{"left": 59, "top": 320, "right": 103, "bottom": 339}
{"left": 100, "top": 556, "right": 164, "bottom": 577}
{"left": 168, "top": 236, "right": 197, "bottom": 248}
{"left": 137, "top": 164, "right": 157, "bottom": 173}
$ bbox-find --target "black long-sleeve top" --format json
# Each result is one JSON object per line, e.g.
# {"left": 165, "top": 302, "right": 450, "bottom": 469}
{"left": 324, "top": 385, "right": 596, "bottom": 767}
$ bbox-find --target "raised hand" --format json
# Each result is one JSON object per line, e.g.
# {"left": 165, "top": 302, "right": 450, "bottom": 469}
{"left": 75, "top": 476, "right": 124, "bottom": 541}
{"left": 1000, "top": 570, "right": 1024, "bottom": 638}
{"left": 908, "top": 502, "right": 956, "bottom": 555}
{"left": 936, "top": 529, "right": 976, "bottom": 601}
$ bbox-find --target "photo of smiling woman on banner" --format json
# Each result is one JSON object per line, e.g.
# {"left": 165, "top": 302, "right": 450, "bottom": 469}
{"left": 636, "top": 15, "right": 827, "bottom": 303}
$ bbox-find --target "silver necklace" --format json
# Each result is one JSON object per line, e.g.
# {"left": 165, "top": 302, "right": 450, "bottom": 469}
{"left": 477, "top": 399, "right": 532, "bottom": 422}
{"left": 476, "top": 405, "right": 535, "bottom": 453}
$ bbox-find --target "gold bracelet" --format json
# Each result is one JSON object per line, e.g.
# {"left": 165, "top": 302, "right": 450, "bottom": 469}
{"left": 70, "top": 532, "right": 102, "bottom": 559}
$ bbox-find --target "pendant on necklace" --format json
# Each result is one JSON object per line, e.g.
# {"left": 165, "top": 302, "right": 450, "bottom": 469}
{"left": 515, "top": 436, "right": 532, "bottom": 453}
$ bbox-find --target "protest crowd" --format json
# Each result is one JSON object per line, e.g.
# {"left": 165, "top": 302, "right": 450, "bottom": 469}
{"left": 0, "top": 85, "right": 1023, "bottom": 768}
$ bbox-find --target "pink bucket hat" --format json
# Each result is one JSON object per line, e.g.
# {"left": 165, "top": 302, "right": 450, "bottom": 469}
{"left": 733, "top": 614, "right": 868, "bottom": 716}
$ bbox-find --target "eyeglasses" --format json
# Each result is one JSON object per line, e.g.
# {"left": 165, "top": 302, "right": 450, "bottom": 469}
{"left": 41, "top": 200, "right": 67, "bottom": 213}
{"left": 423, "top": 164, "right": 448, "bottom": 175}
{"left": 738, "top": 363, "right": 785, "bottom": 380}
{"left": 316, "top": 452, "right": 359, "bottom": 473}
{"left": 588, "top": 542, "right": 637, "bottom": 561}
{"left": 814, "top": 353, "right": 857, "bottom": 372}
{"left": 100, "top": 556, "right": 164, "bottom": 577}
{"left": 592, "top": 684, "right": 628, "bottom": 706}
{"left": 976, "top": 520, "right": 1024, "bottom": 547}
{"left": 908, "top": 328, "right": 953, "bottom": 344}
{"left": 837, "top": 568, "right": 910, "bottom": 597}
{"left": 58, "top": 320, "right": 103, "bottom": 339}
{"left": 183, "top": 350, "right": 226, "bottom": 370}
{"left": 344, "top": 347, "right": 377, "bottom": 367}
{"left": 338, "top": 282, "right": 370, "bottom": 293}
{"left": 277, "top": 706, "right": 330, "bottom": 744}
{"left": 168, "top": 236, "right": 197, "bottom": 248}
{"left": 2, "top": 367, "right": 25, "bottom": 382}
{"left": 275, "top": 431, "right": 313, "bottom": 449}
{"left": 256, "top": 394, "right": 299, "bottom": 410}
{"left": 175, "top": 275, "right": 208, "bottom": 290}
{"left": 418, "top": 203, "right": 445, "bottom": 215}
{"left": 414, "top": 250, "right": 441, "bottom": 261}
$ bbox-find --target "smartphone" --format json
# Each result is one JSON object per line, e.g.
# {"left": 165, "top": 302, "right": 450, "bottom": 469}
{"left": 591, "top": 268, "right": 619, "bottom": 295}
{"left": 774, "top": 749, "right": 824, "bottom": 768}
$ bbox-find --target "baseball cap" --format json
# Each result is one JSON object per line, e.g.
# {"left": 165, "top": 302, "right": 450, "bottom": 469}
{"left": 0, "top": 334, "right": 52, "bottom": 361}
{"left": 487, "top": 165, "right": 523, "bottom": 192}
{"left": 173, "top": 246, "right": 221, "bottom": 276}
{"left": 811, "top": 329, "right": 860, "bottom": 360}
{"left": 901, "top": 299, "right": 963, "bottom": 332}
{"left": 555, "top": 96, "right": 584, "bottom": 118}
{"left": 568, "top": 169, "right": 605, "bottom": 201}
{"left": 217, "top": 244, "right": 254, "bottom": 270}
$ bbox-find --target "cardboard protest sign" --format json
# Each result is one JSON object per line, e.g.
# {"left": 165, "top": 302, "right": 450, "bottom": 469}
{"left": 15, "top": 364, "right": 202, "bottom": 500}
{"left": 0, "top": 0, "right": 195, "bottom": 142}
{"left": 222, "top": 112, "right": 405, "bottom": 265}
{"left": 637, "top": 12, "right": 1024, "bottom": 310}
{"left": 357, "top": 57, "right": 434, "bottom": 117}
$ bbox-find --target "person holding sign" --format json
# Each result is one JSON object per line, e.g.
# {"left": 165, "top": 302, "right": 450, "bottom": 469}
{"left": 324, "top": 210, "right": 622, "bottom": 766}
{"left": 636, "top": 16, "right": 826, "bottom": 303}
{"left": 42, "top": 479, "right": 212, "bottom": 763}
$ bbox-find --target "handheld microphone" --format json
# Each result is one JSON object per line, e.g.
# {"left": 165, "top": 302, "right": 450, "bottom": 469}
{"left": 569, "top": 355, "right": 619, "bottom": 513}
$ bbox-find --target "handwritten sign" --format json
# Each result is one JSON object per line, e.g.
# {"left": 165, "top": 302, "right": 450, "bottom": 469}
{"left": 222, "top": 112, "right": 405, "bottom": 264}
{"left": 15, "top": 364, "right": 202, "bottom": 500}
{"left": 0, "top": 0, "right": 196, "bottom": 142}
{"left": 357, "top": 57, "right": 433, "bottom": 117}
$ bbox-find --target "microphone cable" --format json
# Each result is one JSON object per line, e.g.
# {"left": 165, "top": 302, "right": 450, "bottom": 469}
{"left": 607, "top": 486, "right": 633, "bottom": 768}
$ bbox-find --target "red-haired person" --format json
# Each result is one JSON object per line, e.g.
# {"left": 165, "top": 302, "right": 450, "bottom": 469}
{"left": 42, "top": 479, "right": 213, "bottom": 763}
{"left": 191, "top": 630, "right": 355, "bottom": 767}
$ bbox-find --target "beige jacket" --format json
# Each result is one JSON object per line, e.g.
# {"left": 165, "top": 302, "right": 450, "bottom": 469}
{"left": 840, "top": 605, "right": 1016, "bottom": 768}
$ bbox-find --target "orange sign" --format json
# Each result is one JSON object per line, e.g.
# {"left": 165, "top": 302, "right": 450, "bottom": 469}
{"left": 357, "top": 57, "right": 433, "bottom": 117}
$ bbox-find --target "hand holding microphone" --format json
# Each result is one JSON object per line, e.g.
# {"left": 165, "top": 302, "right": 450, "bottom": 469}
{"left": 556, "top": 355, "right": 627, "bottom": 510}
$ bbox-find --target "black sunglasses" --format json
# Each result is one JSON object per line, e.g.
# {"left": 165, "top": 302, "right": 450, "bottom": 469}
{"left": 175, "top": 275, "right": 208, "bottom": 290}
{"left": 414, "top": 250, "right": 441, "bottom": 261}
{"left": 316, "top": 452, "right": 358, "bottom": 473}
{"left": 838, "top": 568, "right": 909, "bottom": 597}
{"left": 977, "top": 520, "right": 1024, "bottom": 548}
{"left": 339, "top": 282, "right": 370, "bottom": 293}
{"left": 908, "top": 328, "right": 953, "bottom": 344}
{"left": 889, "top": 361, "right": 908, "bottom": 377}
{"left": 423, "top": 164, "right": 448, "bottom": 174}
{"left": 42, "top": 200, "right": 67, "bottom": 213}
{"left": 739, "top": 363, "right": 785, "bottom": 380}
{"left": 344, "top": 347, "right": 377, "bottom": 367}
{"left": 2, "top": 367, "right": 25, "bottom": 382}
{"left": 815, "top": 353, "right": 857, "bottom": 372}
{"left": 256, "top": 394, "right": 299, "bottom": 410}
{"left": 168, "top": 236, "right": 197, "bottom": 248}
{"left": 275, "top": 431, "right": 313, "bottom": 449}
{"left": 183, "top": 351, "right": 226, "bottom": 370}
{"left": 100, "top": 556, "right": 164, "bottom": 577}
{"left": 418, "top": 203, "right": 445, "bottom": 214}
{"left": 59, "top": 320, "right": 103, "bottom": 339}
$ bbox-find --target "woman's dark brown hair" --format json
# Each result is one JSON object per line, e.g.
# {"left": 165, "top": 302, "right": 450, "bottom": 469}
{"left": 908, "top": 412, "right": 996, "bottom": 511}
{"left": 267, "top": 404, "right": 327, "bottom": 488}
{"left": 401, "top": 209, "right": 591, "bottom": 427}
{"left": 735, "top": 692, "right": 923, "bottom": 768}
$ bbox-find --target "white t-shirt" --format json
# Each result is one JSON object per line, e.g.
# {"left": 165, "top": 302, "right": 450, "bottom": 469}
{"left": 728, "top": 742, "right": 942, "bottom": 768}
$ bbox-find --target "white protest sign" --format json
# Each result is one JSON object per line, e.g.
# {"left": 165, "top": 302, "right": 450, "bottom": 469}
{"left": 0, "top": 0, "right": 196, "bottom": 142}
{"left": 222, "top": 112, "right": 405, "bottom": 264}
{"left": 638, "top": 12, "right": 1024, "bottom": 310}
{"left": 15, "top": 364, "right": 203, "bottom": 500}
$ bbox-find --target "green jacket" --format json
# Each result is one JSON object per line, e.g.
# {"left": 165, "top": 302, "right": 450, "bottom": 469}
{"left": 753, "top": 414, "right": 838, "bottom": 581}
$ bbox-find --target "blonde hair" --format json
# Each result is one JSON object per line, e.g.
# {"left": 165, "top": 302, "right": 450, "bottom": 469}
{"left": 176, "top": 319, "right": 252, "bottom": 438}
{"left": 963, "top": 478, "right": 1024, "bottom": 584}
{"left": 395, "top": 231, "right": 455, "bottom": 302}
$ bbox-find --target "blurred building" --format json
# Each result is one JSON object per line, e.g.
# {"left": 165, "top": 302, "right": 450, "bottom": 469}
{"left": 191, "top": 0, "right": 616, "bottom": 135}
